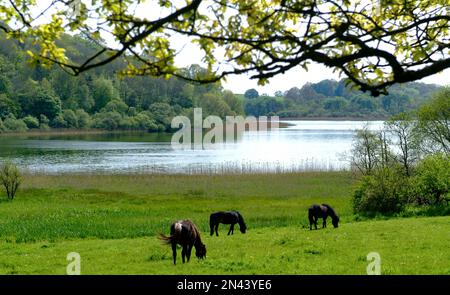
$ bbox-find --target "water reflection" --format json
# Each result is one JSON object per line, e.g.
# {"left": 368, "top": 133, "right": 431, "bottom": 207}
{"left": 0, "top": 121, "right": 384, "bottom": 174}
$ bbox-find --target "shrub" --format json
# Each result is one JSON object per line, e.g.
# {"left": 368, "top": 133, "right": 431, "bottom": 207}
{"left": 39, "top": 114, "right": 50, "bottom": 130}
{"left": 62, "top": 109, "right": 78, "bottom": 128}
{"left": 75, "top": 109, "right": 91, "bottom": 129}
{"left": 128, "top": 112, "right": 158, "bottom": 131}
{"left": 102, "top": 99, "right": 129, "bottom": 114}
{"left": 412, "top": 154, "right": 450, "bottom": 205}
{"left": 50, "top": 114, "right": 67, "bottom": 128}
{"left": 39, "top": 114, "right": 50, "bottom": 125}
{"left": 92, "top": 111, "right": 122, "bottom": 130}
{"left": 352, "top": 166, "right": 409, "bottom": 216}
{"left": 23, "top": 115, "right": 40, "bottom": 129}
{"left": 0, "top": 161, "right": 22, "bottom": 200}
{"left": 3, "top": 116, "right": 28, "bottom": 132}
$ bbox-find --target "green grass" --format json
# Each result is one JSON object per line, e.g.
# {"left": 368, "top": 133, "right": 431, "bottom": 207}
{"left": 0, "top": 172, "right": 449, "bottom": 274}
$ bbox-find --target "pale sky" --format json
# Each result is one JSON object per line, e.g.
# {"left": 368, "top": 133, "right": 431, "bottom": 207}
{"left": 171, "top": 37, "right": 450, "bottom": 95}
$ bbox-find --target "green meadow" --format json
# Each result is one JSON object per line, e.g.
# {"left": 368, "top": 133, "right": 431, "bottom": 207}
{"left": 0, "top": 172, "right": 449, "bottom": 274}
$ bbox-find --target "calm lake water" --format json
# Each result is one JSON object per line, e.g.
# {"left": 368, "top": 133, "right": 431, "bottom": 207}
{"left": 0, "top": 120, "right": 384, "bottom": 174}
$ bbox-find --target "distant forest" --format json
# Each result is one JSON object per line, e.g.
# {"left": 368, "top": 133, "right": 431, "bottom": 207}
{"left": 0, "top": 32, "right": 442, "bottom": 133}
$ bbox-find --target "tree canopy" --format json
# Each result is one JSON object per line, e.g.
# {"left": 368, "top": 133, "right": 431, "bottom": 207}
{"left": 1, "top": 0, "right": 449, "bottom": 95}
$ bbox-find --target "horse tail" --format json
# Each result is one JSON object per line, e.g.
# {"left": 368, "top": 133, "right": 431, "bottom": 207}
{"left": 158, "top": 221, "right": 183, "bottom": 244}
{"left": 158, "top": 233, "right": 174, "bottom": 245}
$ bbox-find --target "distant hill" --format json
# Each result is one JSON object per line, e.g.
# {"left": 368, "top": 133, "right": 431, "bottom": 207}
{"left": 242, "top": 80, "right": 441, "bottom": 119}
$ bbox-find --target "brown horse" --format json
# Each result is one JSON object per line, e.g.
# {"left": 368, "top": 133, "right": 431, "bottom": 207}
{"left": 159, "top": 220, "right": 206, "bottom": 265}
{"left": 308, "top": 204, "right": 339, "bottom": 230}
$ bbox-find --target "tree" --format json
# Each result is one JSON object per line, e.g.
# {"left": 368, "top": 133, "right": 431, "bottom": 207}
{"left": 416, "top": 87, "right": 450, "bottom": 154}
{"left": 284, "top": 87, "right": 302, "bottom": 103}
{"left": 2, "top": 1, "right": 449, "bottom": 95}
{"left": 62, "top": 109, "right": 78, "bottom": 128}
{"left": 0, "top": 161, "right": 22, "bottom": 200}
{"left": 92, "top": 77, "right": 119, "bottom": 112}
{"left": 312, "top": 80, "right": 338, "bottom": 97}
{"left": 22, "top": 115, "right": 40, "bottom": 129}
{"left": 413, "top": 154, "right": 450, "bottom": 205}
{"left": 349, "top": 126, "right": 390, "bottom": 175}
{"left": 385, "top": 113, "right": 420, "bottom": 176}
{"left": 323, "top": 97, "right": 348, "bottom": 112}
{"left": 244, "top": 88, "right": 259, "bottom": 99}
{"left": 274, "top": 91, "right": 284, "bottom": 97}
{"left": 0, "top": 94, "right": 18, "bottom": 119}
{"left": 18, "top": 80, "right": 62, "bottom": 120}
{"left": 352, "top": 166, "right": 408, "bottom": 215}
{"left": 223, "top": 90, "right": 244, "bottom": 115}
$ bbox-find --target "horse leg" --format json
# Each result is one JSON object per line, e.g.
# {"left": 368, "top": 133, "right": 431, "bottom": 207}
{"left": 172, "top": 242, "right": 177, "bottom": 265}
{"left": 210, "top": 223, "right": 214, "bottom": 236}
{"left": 228, "top": 224, "right": 234, "bottom": 235}
{"left": 182, "top": 245, "right": 187, "bottom": 263}
{"left": 323, "top": 217, "right": 327, "bottom": 228}
{"left": 215, "top": 224, "right": 219, "bottom": 236}
{"left": 314, "top": 217, "right": 318, "bottom": 230}
{"left": 186, "top": 244, "right": 192, "bottom": 262}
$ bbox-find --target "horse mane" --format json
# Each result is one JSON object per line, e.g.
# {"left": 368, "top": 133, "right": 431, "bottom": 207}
{"left": 321, "top": 204, "right": 338, "bottom": 220}
{"left": 188, "top": 220, "right": 204, "bottom": 247}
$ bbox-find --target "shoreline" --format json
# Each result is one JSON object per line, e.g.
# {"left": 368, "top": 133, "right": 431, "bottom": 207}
{"left": 0, "top": 129, "right": 149, "bottom": 137}
{"left": 280, "top": 116, "right": 387, "bottom": 121}
{"left": 0, "top": 117, "right": 386, "bottom": 136}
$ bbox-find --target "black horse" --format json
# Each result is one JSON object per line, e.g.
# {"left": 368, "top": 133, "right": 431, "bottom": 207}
{"left": 210, "top": 211, "right": 247, "bottom": 236}
{"left": 159, "top": 220, "right": 207, "bottom": 265}
{"left": 308, "top": 204, "right": 339, "bottom": 230}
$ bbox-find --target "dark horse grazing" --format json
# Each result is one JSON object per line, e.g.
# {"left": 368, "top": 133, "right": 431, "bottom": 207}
{"left": 210, "top": 211, "right": 247, "bottom": 236}
{"left": 308, "top": 204, "right": 340, "bottom": 230}
{"left": 159, "top": 220, "right": 206, "bottom": 265}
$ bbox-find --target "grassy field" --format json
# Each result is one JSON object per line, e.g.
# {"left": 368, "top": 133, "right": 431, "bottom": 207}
{"left": 0, "top": 172, "right": 449, "bottom": 274}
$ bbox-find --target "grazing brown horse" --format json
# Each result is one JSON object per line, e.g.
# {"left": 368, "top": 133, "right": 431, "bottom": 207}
{"left": 159, "top": 220, "right": 206, "bottom": 265}
{"left": 209, "top": 211, "right": 247, "bottom": 236}
{"left": 308, "top": 204, "right": 340, "bottom": 230}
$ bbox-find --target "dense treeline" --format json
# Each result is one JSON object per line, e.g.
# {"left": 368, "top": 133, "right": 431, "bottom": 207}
{"left": 0, "top": 32, "right": 244, "bottom": 133}
{"left": 0, "top": 32, "right": 443, "bottom": 133}
{"left": 243, "top": 80, "right": 440, "bottom": 118}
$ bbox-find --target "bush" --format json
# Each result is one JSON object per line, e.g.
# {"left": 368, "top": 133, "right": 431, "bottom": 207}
{"left": 62, "top": 109, "right": 78, "bottom": 128}
{"left": 75, "top": 109, "right": 91, "bottom": 129}
{"left": 353, "top": 166, "right": 409, "bottom": 216}
{"left": 102, "top": 99, "right": 129, "bottom": 114}
{"left": 50, "top": 114, "right": 67, "bottom": 128}
{"left": 39, "top": 114, "right": 50, "bottom": 125}
{"left": 23, "top": 115, "right": 40, "bottom": 129}
{"left": 3, "top": 116, "right": 28, "bottom": 132}
{"left": 0, "top": 161, "right": 22, "bottom": 200}
{"left": 92, "top": 111, "right": 122, "bottom": 130}
{"left": 412, "top": 154, "right": 450, "bottom": 205}
{"left": 39, "top": 114, "right": 50, "bottom": 130}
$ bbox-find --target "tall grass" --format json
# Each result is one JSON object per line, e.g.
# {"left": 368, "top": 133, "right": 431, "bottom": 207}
{"left": 0, "top": 172, "right": 354, "bottom": 243}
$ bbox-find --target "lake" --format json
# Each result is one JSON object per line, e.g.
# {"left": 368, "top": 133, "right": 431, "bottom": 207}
{"left": 0, "top": 120, "right": 384, "bottom": 174}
